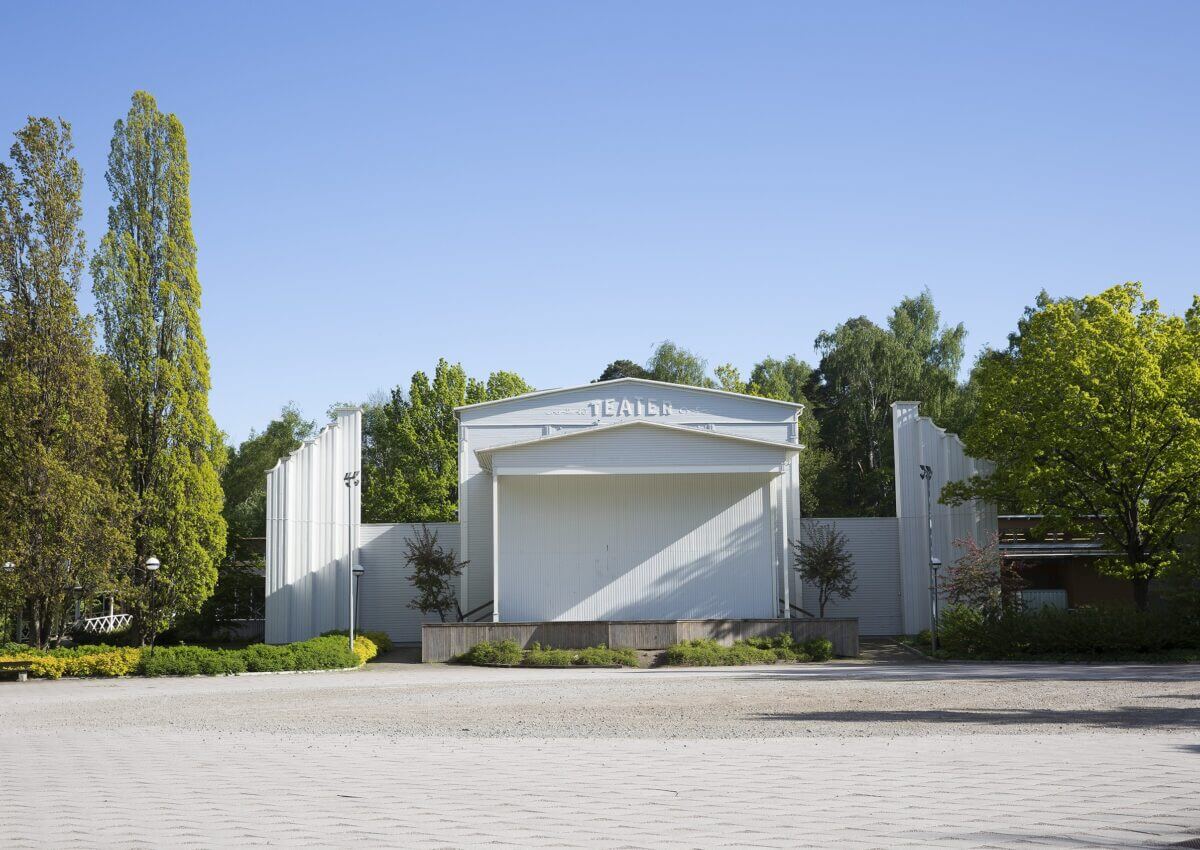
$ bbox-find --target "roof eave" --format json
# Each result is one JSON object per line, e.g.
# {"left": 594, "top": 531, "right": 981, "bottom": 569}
{"left": 454, "top": 377, "right": 806, "bottom": 415}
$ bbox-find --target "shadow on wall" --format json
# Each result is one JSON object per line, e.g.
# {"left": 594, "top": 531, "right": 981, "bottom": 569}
{"left": 500, "top": 473, "right": 778, "bottom": 621}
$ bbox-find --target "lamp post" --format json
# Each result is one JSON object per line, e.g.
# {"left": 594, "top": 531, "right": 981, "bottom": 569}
{"left": 4, "top": 562, "right": 18, "bottom": 642}
{"left": 352, "top": 563, "right": 365, "bottom": 640}
{"left": 343, "top": 470, "right": 360, "bottom": 654}
{"left": 142, "top": 557, "right": 161, "bottom": 651}
{"left": 918, "top": 464, "right": 940, "bottom": 652}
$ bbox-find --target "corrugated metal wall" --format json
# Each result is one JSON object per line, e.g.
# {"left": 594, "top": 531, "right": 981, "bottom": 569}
{"left": 497, "top": 473, "right": 777, "bottom": 620}
{"left": 264, "top": 408, "right": 361, "bottom": 644}
{"left": 892, "top": 401, "right": 998, "bottom": 635}
{"left": 458, "top": 381, "right": 800, "bottom": 620}
{"left": 801, "top": 517, "right": 901, "bottom": 635}
{"left": 262, "top": 388, "right": 996, "bottom": 644}
{"left": 357, "top": 522, "right": 460, "bottom": 642}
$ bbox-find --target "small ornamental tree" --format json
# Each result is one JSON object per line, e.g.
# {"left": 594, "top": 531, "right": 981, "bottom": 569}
{"left": 405, "top": 525, "right": 468, "bottom": 622}
{"left": 943, "top": 535, "right": 1026, "bottom": 621}
{"left": 791, "top": 521, "right": 857, "bottom": 616}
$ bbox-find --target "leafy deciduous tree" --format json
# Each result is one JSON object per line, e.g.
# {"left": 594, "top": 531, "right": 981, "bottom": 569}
{"left": 363, "top": 359, "right": 532, "bottom": 522}
{"left": 91, "top": 92, "right": 226, "bottom": 644}
{"left": 596, "top": 359, "right": 649, "bottom": 381}
{"left": 0, "top": 117, "right": 131, "bottom": 647}
{"left": 944, "top": 283, "right": 1200, "bottom": 610}
{"left": 646, "top": 340, "right": 713, "bottom": 387}
{"left": 942, "top": 535, "right": 1026, "bottom": 620}
{"left": 713, "top": 362, "right": 744, "bottom": 393}
{"left": 790, "top": 521, "right": 856, "bottom": 617}
{"left": 808, "top": 291, "right": 967, "bottom": 516}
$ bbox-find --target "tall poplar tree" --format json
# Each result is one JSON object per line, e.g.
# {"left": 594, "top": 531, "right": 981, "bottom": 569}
{"left": 0, "top": 117, "right": 131, "bottom": 647}
{"left": 91, "top": 92, "right": 226, "bottom": 643}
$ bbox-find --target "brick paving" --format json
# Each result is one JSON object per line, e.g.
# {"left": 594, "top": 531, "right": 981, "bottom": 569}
{"left": 2, "top": 660, "right": 1198, "bottom": 848}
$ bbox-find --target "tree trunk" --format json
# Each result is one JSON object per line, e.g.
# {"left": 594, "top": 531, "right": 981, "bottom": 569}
{"left": 1132, "top": 575, "right": 1151, "bottom": 612}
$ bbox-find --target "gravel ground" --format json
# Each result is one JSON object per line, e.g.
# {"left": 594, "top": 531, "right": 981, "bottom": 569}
{"left": 3, "top": 654, "right": 1199, "bottom": 848}
{"left": 3, "top": 654, "right": 1196, "bottom": 739}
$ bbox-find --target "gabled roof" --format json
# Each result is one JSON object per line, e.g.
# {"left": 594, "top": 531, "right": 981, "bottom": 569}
{"left": 475, "top": 419, "right": 801, "bottom": 469}
{"left": 454, "top": 376, "right": 805, "bottom": 414}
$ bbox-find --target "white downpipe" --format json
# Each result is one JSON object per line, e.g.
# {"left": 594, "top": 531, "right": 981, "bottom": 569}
{"left": 491, "top": 472, "right": 500, "bottom": 623}
{"left": 779, "top": 466, "right": 791, "bottom": 619}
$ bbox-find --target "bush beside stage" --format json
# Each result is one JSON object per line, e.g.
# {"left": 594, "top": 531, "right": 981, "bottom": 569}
{"left": 0, "top": 634, "right": 382, "bottom": 679}
{"left": 458, "top": 640, "right": 639, "bottom": 667}
{"left": 903, "top": 605, "right": 1200, "bottom": 662}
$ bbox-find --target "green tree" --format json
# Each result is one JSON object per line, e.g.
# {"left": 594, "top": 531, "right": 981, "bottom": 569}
{"left": 791, "top": 521, "right": 857, "bottom": 617}
{"left": 363, "top": 359, "right": 532, "bottom": 522}
{"left": 405, "top": 524, "right": 468, "bottom": 622}
{"left": 944, "top": 283, "right": 1200, "bottom": 610}
{"left": 746, "top": 355, "right": 810, "bottom": 404}
{"left": 91, "top": 92, "right": 226, "bottom": 644}
{"left": 713, "top": 363, "right": 744, "bottom": 393}
{"left": 0, "top": 118, "right": 132, "bottom": 647}
{"left": 646, "top": 340, "right": 714, "bottom": 387}
{"left": 596, "top": 359, "right": 650, "bottom": 381}
{"left": 809, "top": 291, "right": 967, "bottom": 516}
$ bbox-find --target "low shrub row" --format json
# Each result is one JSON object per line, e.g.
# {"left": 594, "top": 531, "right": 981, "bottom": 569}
{"left": 935, "top": 604, "right": 1200, "bottom": 660}
{"left": 0, "top": 635, "right": 381, "bottom": 679}
{"left": 458, "top": 640, "right": 639, "bottom": 667}
{"left": 664, "top": 635, "right": 835, "bottom": 666}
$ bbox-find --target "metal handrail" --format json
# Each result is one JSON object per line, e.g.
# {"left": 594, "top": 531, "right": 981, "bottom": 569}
{"left": 461, "top": 600, "right": 494, "bottom": 622}
{"left": 779, "top": 599, "right": 817, "bottom": 618}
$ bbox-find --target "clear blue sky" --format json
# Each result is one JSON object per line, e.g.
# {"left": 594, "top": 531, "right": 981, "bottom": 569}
{"left": 6, "top": 1, "right": 1198, "bottom": 442}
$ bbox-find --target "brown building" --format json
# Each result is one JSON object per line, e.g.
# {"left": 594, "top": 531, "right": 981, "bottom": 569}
{"left": 998, "top": 515, "right": 1133, "bottom": 608}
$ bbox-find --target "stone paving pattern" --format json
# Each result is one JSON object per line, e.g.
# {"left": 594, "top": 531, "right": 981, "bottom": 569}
{"left": 2, "top": 658, "right": 1197, "bottom": 848}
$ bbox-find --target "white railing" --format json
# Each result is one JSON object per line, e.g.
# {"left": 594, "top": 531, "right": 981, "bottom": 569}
{"left": 76, "top": 613, "right": 133, "bottom": 634}
{"left": 1020, "top": 589, "right": 1068, "bottom": 612}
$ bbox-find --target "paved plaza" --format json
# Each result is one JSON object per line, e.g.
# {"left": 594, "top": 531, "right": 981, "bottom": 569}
{"left": 1, "top": 656, "right": 1197, "bottom": 848}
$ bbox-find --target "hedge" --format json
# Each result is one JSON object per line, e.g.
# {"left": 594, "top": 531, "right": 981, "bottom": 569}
{"left": 937, "top": 604, "right": 1200, "bottom": 660}
{"left": 0, "top": 635, "right": 381, "bottom": 679}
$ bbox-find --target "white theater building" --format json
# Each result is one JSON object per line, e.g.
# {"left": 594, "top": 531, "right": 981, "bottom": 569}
{"left": 265, "top": 379, "right": 995, "bottom": 646}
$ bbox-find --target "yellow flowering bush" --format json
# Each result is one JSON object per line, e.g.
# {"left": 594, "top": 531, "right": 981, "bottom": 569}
{"left": 352, "top": 636, "right": 378, "bottom": 665}
{"left": 1, "top": 648, "right": 145, "bottom": 679}
{"left": 63, "top": 648, "right": 142, "bottom": 677}
{"left": 0, "top": 654, "right": 68, "bottom": 679}
{"left": 3, "top": 636, "right": 380, "bottom": 680}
